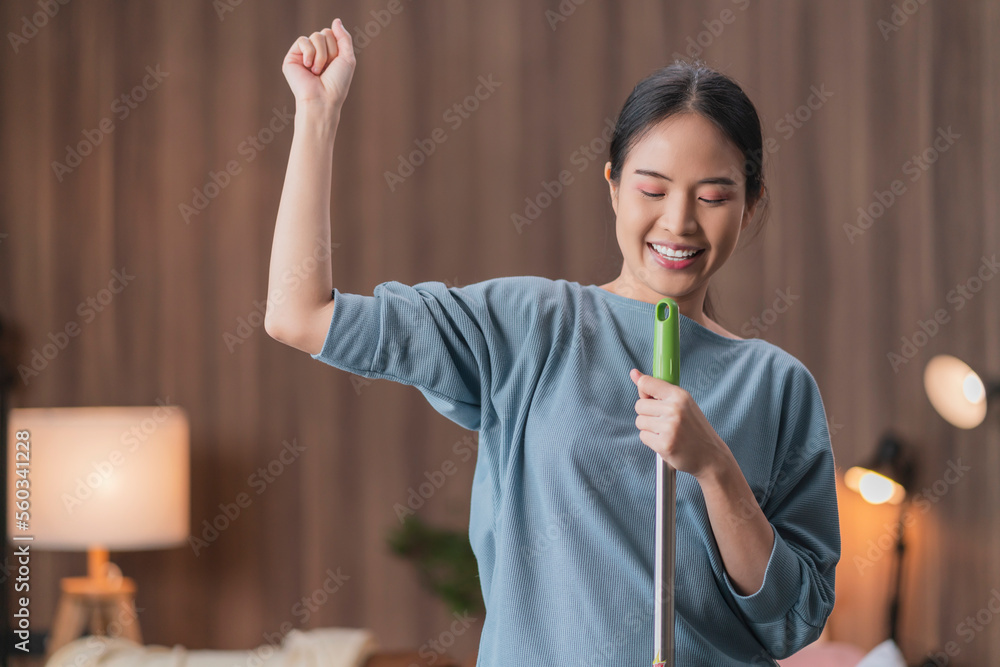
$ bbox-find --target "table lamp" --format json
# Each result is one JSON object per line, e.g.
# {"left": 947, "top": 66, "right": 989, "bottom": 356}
{"left": 5, "top": 405, "right": 190, "bottom": 656}
{"left": 923, "top": 354, "right": 1000, "bottom": 429}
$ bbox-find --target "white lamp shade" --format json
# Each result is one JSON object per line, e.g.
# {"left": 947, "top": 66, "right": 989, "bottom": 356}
{"left": 7, "top": 406, "right": 190, "bottom": 551}
{"left": 924, "top": 355, "right": 988, "bottom": 429}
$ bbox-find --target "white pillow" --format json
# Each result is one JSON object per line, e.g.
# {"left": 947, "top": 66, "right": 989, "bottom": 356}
{"left": 856, "top": 640, "right": 906, "bottom": 667}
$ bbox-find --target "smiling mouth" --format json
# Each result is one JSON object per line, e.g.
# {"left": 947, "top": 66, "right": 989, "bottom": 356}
{"left": 647, "top": 243, "right": 706, "bottom": 262}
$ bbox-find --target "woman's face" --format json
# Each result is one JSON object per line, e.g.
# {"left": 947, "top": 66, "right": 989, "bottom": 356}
{"left": 604, "top": 112, "right": 757, "bottom": 311}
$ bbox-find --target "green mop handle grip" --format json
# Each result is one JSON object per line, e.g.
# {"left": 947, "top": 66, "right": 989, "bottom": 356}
{"left": 653, "top": 299, "right": 679, "bottom": 385}
{"left": 652, "top": 297, "right": 679, "bottom": 667}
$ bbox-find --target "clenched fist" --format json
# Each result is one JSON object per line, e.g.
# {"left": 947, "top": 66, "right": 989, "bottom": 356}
{"left": 282, "top": 17, "right": 356, "bottom": 116}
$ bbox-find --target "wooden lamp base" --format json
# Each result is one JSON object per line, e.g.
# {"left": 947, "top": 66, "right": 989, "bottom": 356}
{"left": 46, "top": 547, "right": 143, "bottom": 658}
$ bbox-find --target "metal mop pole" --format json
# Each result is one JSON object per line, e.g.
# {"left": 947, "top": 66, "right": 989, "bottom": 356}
{"left": 652, "top": 298, "right": 679, "bottom": 667}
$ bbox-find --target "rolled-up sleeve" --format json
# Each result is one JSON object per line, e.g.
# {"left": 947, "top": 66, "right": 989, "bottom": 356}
{"left": 310, "top": 280, "right": 492, "bottom": 430}
{"left": 722, "top": 362, "right": 841, "bottom": 659}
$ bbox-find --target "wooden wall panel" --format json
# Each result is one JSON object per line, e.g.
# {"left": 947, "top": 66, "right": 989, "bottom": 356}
{"left": 2, "top": 1, "right": 998, "bottom": 664}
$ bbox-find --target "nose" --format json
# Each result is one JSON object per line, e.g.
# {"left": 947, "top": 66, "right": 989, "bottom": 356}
{"left": 656, "top": 191, "right": 700, "bottom": 237}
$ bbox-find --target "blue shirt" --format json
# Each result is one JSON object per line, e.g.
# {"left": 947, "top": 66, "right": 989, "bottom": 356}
{"left": 310, "top": 276, "right": 840, "bottom": 666}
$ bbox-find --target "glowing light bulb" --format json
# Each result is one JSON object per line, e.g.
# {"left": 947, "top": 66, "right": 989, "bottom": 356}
{"left": 858, "top": 471, "right": 897, "bottom": 505}
{"left": 962, "top": 371, "right": 985, "bottom": 404}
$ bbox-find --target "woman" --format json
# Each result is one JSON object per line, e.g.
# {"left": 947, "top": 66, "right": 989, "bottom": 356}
{"left": 266, "top": 18, "right": 840, "bottom": 666}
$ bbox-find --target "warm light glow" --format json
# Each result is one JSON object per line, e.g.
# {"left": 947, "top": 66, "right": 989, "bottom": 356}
{"left": 844, "top": 466, "right": 906, "bottom": 505}
{"left": 924, "top": 355, "right": 987, "bottom": 429}
{"left": 843, "top": 466, "right": 864, "bottom": 492}
{"left": 6, "top": 406, "right": 190, "bottom": 551}
{"left": 858, "top": 472, "right": 895, "bottom": 504}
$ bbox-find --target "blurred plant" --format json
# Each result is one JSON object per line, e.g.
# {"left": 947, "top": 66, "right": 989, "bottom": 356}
{"left": 386, "top": 515, "right": 484, "bottom": 616}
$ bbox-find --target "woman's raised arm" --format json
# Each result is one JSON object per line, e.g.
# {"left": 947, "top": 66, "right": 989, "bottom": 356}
{"left": 264, "top": 18, "right": 355, "bottom": 355}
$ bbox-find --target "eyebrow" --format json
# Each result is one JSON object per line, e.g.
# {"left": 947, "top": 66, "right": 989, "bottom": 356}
{"left": 633, "top": 168, "right": 737, "bottom": 186}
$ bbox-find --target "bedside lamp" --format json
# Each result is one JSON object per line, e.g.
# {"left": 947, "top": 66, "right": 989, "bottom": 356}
{"left": 844, "top": 431, "right": 916, "bottom": 647}
{"left": 5, "top": 405, "right": 189, "bottom": 655}
{"left": 923, "top": 354, "right": 1000, "bottom": 429}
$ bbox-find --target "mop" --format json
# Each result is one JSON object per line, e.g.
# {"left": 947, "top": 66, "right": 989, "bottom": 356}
{"left": 651, "top": 298, "right": 679, "bottom": 667}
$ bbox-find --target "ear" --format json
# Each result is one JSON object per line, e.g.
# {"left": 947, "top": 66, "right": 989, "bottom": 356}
{"left": 604, "top": 161, "right": 618, "bottom": 215}
{"left": 741, "top": 202, "right": 755, "bottom": 231}
{"left": 741, "top": 185, "right": 763, "bottom": 231}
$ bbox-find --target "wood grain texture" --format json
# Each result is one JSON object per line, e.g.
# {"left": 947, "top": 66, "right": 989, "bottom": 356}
{"left": 1, "top": 1, "right": 998, "bottom": 664}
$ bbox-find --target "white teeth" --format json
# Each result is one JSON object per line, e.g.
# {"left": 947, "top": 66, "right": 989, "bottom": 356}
{"left": 651, "top": 243, "right": 700, "bottom": 259}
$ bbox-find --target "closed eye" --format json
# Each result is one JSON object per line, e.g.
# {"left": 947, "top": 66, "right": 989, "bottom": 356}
{"left": 640, "top": 190, "right": 727, "bottom": 205}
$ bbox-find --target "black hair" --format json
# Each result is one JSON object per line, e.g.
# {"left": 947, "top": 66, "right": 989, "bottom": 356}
{"left": 607, "top": 59, "right": 769, "bottom": 324}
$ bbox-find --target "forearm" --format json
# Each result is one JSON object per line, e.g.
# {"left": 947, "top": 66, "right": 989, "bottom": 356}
{"left": 264, "top": 103, "right": 339, "bottom": 337}
{"left": 698, "top": 453, "right": 775, "bottom": 596}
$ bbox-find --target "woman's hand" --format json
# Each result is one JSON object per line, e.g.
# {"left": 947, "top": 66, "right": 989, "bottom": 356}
{"left": 630, "top": 368, "right": 734, "bottom": 482}
{"left": 631, "top": 368, "right": 777, "bottom": 598}
{"left": 282, "top": 18, "right": 356, "bottom": 114}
